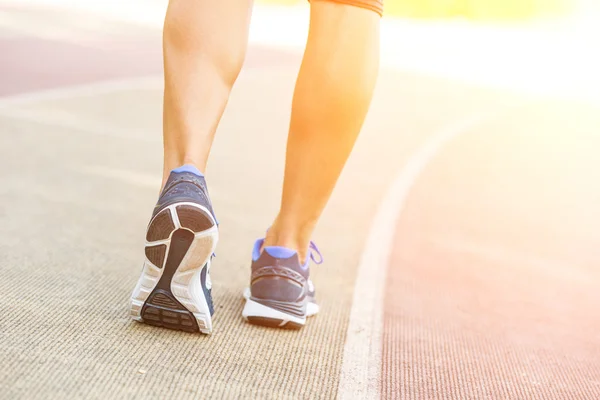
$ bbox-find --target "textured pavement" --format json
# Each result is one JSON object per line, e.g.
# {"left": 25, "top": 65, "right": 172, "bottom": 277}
{"left": 1, "top": 2, "right": 599, "bottom": 399}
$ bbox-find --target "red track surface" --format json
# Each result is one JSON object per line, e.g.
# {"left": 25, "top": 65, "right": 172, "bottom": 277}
{"left": 383, "top": 104, "right": 600, "bottom": 399}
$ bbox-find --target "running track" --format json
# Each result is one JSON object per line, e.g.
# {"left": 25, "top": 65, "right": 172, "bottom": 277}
{"left": 1, "top": 3, "right": 600, "bottom": 399}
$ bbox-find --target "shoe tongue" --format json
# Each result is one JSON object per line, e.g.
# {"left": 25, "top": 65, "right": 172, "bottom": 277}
{"left": 263, "top": 246, "right": 297, "bottom": 259}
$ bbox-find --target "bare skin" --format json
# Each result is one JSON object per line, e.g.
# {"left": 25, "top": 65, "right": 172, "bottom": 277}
{"left": 161, "top": 0, "right": 253, "bottom": 181}
{"left": 161, "top": 0, "right": 380, "bottom": 262}
{"left": 263, "top": 2, "right": 380, "bottom": 262}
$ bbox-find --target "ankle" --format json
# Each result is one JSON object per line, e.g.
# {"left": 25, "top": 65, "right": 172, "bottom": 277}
{"left": 263, "top": 218, "right": 317, "bottom": 264}
{"left": 263, "top": 232, "right": 307, "bottom": 264}
{"left": 162, "top": 156, "right": 206, "bottom": 186}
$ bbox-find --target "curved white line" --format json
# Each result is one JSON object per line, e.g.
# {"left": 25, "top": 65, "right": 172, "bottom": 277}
{"left": 338, "top": 112, "right": 502, "bottom": 399}
{"left": 0, "top": 76, "right": 162, "bottom": 108}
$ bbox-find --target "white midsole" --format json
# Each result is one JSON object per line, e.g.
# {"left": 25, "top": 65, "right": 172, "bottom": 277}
{"left": 130, "top": 202, "right": 218, "bottom": 334}
{"left": 242, "top": 287, "right": 319, "bottom": 317}
{"left": 242, "top": 298, "right": 307, "bottom": 327}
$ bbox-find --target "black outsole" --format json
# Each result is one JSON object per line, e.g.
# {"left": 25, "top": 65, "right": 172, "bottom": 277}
{"left": 145, "top": 244, "right": 167, "bottom": 269}
{"left": 146, "top": 209, "right": 174, "bottom": 241}
{"left": 176, "top": 205, "right": 214, "bottom": 232}
{"left": 146, "top": 205, "right": 214, "bottom": 242}
{"left": 141, "top": 228, "right": 199, "bottom": 333}
{"left": 246, "top": 317, "right": 304, "bottom": 330}
{"left": 141, "top": 290, "right": 199, "bottom": 333}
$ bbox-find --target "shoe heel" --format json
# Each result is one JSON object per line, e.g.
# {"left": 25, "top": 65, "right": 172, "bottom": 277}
{"left": 131, "top": 203, "right": 218, "bottom": 334}
{"left": 242, "top": 298, "right": 306, "bottom": 329}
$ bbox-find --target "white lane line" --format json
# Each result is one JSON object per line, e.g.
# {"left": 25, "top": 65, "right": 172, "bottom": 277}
{"left": 0, "top": 75, "right": 162, "bottom": 108}
{"left": 0, "top": 107, "right": 157, "bottom": 141}
{"left": 0, "top": 76, "right": 162, "bottom": 140}
{"left": 338, "top": 112, "right": 501, "bottom": 400}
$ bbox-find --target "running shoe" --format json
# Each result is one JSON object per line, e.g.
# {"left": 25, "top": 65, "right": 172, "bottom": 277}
{"left": 242, "top": 238, "right": 322, "bottom": 329}
{"left": 130, "top": 165, "right": 218, "bottom": 334}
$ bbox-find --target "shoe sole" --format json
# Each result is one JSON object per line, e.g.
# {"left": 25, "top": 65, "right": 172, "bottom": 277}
{"left": 242, "top": 298, "right": 307, "bottom": 329}
{"left": 242, "top": 288, "right": 319, "bottom": 317}
{"left": 130, "top": 202, "right": 218, "bottom": 334}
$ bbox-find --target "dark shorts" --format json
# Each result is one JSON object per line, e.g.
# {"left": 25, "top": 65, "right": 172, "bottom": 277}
{"left": 316, "top": 0, "right": 383, "bottom": 16}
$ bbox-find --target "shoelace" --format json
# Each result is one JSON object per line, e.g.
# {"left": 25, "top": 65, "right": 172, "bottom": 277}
{"left": 262, "top": 228, "right": 324, "bottom": 265}
{"left": 308, "top": 241, "right": 324, "bottom": 265}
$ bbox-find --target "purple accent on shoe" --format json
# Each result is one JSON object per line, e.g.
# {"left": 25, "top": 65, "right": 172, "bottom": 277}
{"left": 252, "top": 239, "right": 265, "bottom": 261}
{"left": 152, "top": 166, "right": 217, "bottom": 224}
{"left": 264, "top": 246, "right": 297, "bottom": 259}
{"left": 251, "top": 238, "right": 323, "bottom": 266}
{"left": 250, "top": 250, "right": 306, "bottom": 303}
{"left": 309, "top": 241, "right": 324, "bottom": 265}
{"left": 247, "top": 236, "right": 323, "bottom": 322}
{"left": 171, "top": 164, "right": 204, "bottom": 177}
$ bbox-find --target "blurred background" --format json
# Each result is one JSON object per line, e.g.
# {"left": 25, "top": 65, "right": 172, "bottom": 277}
{"left": 262, "top": 0, "right": 583, "bottom": 19}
